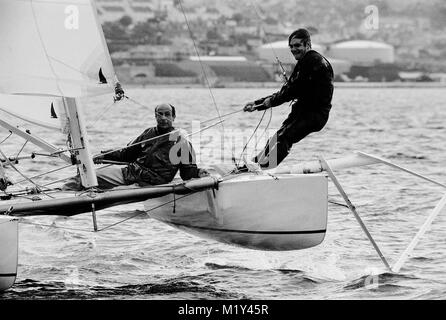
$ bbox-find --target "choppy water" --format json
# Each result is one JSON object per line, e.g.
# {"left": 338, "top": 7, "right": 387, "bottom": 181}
{"left": 1, "top": 87, "right": 446, "bottom": 300}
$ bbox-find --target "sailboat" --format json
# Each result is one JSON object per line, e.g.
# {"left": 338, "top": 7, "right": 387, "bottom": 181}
{"left": 1, "top": 0, "right": 445, "bottom": 292}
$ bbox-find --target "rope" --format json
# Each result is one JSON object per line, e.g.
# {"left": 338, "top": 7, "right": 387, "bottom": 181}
{"left": 177, "top": 0, "right": 237, "bottom": 164}
{"left": 251, "top": 106, "right": 273, "bottom": 157}
{"left": 236, "top": 110, "right": 268, "bottom": 168}
{"left": 200, "top": 109, "right": 244, "bottom": 125}
{"left": 122, "top": 95, "right": 244, "bottom": 127}
{"left": 14, "top": 140, "right": 28, "bottom": 161}
{"left": 18, "top": 219, "right": 94, "bottom": 233}
{"left": 0, "top": 132, "right": 12, "bottom": 145}
{"left": 249, "top": 0, "right": 289, "bottom": 82}
{"left": 126, "top": 96, "right": 150, "bottom": 109}
{"left": 98, "top": 119, "right": 224, "bottom": 159}
{"left": 0, "top": 148, "right": 54, "bottom": 199}
{"left": 13, "top": 164, "right": 73, "bottom": 185}
{"left": 177, "top": 0, "right": 223, "bottom": 123}
{"left": 89, "top": 100, "right": 119, "bottom": 128}
{"left": 328, "top": 200, "right": 349, "bottom": 208}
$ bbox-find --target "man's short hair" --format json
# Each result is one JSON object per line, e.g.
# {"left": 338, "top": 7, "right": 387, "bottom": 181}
{"left": 288, "top": 28, "right": 312, "bottom": 48}
{"left": 155, "top": 103, "right": 176, "bottom": 118}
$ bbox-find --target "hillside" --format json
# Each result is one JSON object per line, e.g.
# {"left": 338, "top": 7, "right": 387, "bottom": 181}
{"left": 100, "top": 0, "right": 446, "bottom": 72}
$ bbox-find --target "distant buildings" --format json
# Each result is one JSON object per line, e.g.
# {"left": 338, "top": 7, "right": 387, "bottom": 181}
{"left": 99, "top": 1, "right": 444, "bottom": 83}
{"left": 95, "top": 0, "right": 172, "bottom": 22}
{"left": 256, "top": 40, "right": 326, "bottom": 64}
{"left": 327, "top": 40, "right": 395, "bottom": 66}
{"left": 255, "top": 39, "right": 395, "bottom": 78}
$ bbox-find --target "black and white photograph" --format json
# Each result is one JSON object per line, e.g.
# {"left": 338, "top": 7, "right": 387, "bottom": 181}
{"left": 0, "top": 0, "right": 445, "bottom": 306}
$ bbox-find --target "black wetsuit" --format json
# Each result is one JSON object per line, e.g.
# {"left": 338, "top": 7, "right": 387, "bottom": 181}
{"left": 254, "top": 50, "right": 334, "bottom": 168}
{"left": 104, "top": 126, "right": 200, "bottom": 185}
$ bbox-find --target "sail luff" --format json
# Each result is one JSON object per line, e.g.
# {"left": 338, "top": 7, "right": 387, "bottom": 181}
{"left": 89, "top": 0, "right": 119, "bottom": 85}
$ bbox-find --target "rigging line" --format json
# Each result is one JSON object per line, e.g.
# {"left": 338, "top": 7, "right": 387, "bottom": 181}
{"left": 251, "top": 106, "right": 273, "bottom": 157}
{"left": 14, "top": 164, "right": 73, "bottom": 185}
{"left": 98, "top": 119, "right": 225, "bottom": 158}
{"left": 0, "top": 148, "right": 54, "bottom": 199}
{"left": 41, "top": 165, "right": 116, "bottom": 187}
{"left": 236, "top": 110, "right": 267, "bottom": 168}
{"left": 126, "top": 96, "right": 150, "bottom": 109}
{"left": 0, "top": 132, "right": 13, "bottom": 145}
{"left": 89, "top": 100, "right": 119, "bottom": 128}
{"left": 41, "top": 176, "right": 79, "bottom": 187}
{"left": 249, "top": 0, "right": 288, "bottom": 82}
{"left": 127, "top": 94, "right": 243, "bottom": 125}
{"left": 200, "top": 109, "right": 244, "bottom": 125}
{"left": 177, "top": 0, "right": 234, "bottom": 157}
{"left": 18, "top": 220, "right": 94, "bottom": 233}
{"left": 14, "top": 140, "right": 28, "bottom": 160}
{"left": 328, "top": 200, "right": 349, "bottom": 208}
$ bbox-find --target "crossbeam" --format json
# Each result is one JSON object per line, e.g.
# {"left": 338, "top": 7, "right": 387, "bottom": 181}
{"left": 0, "top": 119, "right": 71, "bottom": 163}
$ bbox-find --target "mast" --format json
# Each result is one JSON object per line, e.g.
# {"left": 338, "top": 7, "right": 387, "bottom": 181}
{"left": 62, "top": 97, "right": 97, "bottom": 188}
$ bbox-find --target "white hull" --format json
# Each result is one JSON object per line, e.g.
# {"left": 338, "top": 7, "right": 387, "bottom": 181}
{"left": 145, "top": 173, "right": 328, "bottom": 251}
{"left": 0, "top": 216, "right": 18, "bottom": 291}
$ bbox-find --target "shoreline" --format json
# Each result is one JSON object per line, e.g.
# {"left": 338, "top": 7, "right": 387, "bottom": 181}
{"left": 122, "top": 81, "right": 446, "bottom": 89}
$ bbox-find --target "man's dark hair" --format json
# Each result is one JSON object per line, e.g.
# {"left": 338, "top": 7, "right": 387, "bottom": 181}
{"left": 169, "top": 104, "right": 176, "bottom": 118}
{"left": 288, "top": 28, "right": 312, "bottom": 48}
{"left": 155, "top": 104, "right": 176, "bottom": 118}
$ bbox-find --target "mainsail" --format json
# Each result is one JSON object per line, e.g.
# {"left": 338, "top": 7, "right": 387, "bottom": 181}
{"left": 0, "top": 0, "right": 116, "bottom": 97}
{"left": 0, "top": 0, "right": 119, "bottom": 188}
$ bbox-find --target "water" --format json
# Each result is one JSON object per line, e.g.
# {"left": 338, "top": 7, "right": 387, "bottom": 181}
{"left": 1, "top": 87, "right": 446, "bottom": 300}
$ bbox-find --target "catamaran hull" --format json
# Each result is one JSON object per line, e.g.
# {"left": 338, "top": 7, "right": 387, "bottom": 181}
{"left": 0, "top": 216, "right": 18, "bottom": 291}
{"left": 145, "top": 174, "right": 328, "bottom": 251}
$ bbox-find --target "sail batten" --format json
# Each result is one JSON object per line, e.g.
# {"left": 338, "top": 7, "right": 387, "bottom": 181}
{"left": 0, "top": 0, "right": 115, "bottom": 98}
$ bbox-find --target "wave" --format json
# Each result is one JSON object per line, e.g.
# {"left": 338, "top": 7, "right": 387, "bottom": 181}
{"left": 204, "top": 262, "right": 252, "bottom": 271}
{"left": 388, "top": 152, "right": 427, "bottom": 160}
{"left": 344, "top": 272, "right": 418, "bottom": 291}
{"left": 2, "top": 278, "right": 242, "bottom": 299}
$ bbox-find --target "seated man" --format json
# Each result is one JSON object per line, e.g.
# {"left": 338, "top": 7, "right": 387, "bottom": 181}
{"left": 62, "top": 103, "right": 208, "bottom": 191}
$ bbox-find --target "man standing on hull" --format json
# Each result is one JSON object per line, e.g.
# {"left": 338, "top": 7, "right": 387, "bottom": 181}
{"left": 244, "top": 28, "right": 334, "bottom": 169}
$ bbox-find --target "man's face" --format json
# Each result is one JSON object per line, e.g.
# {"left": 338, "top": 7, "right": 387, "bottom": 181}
{"left": 289, "top": 37, "right": 309, "bottom": 61}
{"left": 155, "top": 104, "right": 175, "bottom": 129}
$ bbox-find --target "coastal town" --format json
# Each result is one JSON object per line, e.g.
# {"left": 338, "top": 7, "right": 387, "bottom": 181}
{"left": 97, "top": 0, "right": 446, "bottom": 85}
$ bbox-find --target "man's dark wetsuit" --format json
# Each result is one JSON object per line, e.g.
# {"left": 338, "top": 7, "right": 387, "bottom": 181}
{"left": 103, "top": 126, "right": 200, "bottom": 185}
{"left": 254, "top": 50, "right": 334, "bottom": 168}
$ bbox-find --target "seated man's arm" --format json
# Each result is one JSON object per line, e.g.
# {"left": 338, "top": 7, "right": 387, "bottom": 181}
{"left": 175, "top": 136, "right": 208, "bottom": 180}
{"left": 99, "top": 129, "right": 151, "bottom": 163}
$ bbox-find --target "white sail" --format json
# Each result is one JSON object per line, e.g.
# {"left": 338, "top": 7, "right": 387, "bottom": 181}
{"left": 0, "top": 94, "right": 62, "bottom": 131}
{"left": 0, "top": 0, "right": 116, "bottom": 98}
